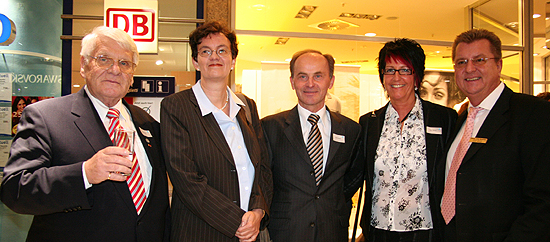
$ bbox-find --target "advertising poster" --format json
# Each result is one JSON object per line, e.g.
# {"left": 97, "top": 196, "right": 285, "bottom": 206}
{"left": 11, "top": 96, "right": 52, "bottom": 136}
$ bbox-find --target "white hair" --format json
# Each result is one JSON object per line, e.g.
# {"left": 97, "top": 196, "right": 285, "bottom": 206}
{"left": 80, "top": 26, "right": 139, "bottom": 65}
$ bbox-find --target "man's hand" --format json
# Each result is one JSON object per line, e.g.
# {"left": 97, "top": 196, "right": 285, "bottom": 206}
{"left": 84, "top": 146, "right": 133, "bottom": 184}
{"left": 235, "top": 209, "right": 263, "bottom": 242}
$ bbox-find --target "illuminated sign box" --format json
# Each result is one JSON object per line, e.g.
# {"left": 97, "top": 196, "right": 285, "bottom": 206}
{"left": 127, "top": 76, "right": 175, "bottom": 97}
{"left": 104, "top": 0, "right": 158, "bottom": 53}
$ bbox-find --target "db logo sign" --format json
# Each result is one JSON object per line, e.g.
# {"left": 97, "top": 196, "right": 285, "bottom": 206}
{"left": 106, "top": 8, "right": 155, "bottom": 42}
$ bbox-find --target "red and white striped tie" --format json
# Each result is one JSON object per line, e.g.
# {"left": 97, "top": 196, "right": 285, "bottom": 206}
{"left": 107, "top": 108, "right": 147, "bottom": 214}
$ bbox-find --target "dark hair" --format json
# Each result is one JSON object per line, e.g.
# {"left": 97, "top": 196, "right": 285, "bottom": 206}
{"left": 189, "top": 21, "right": 238, "bottom": 61}
{"left": 452, "top": 29, "right": 502, "bottom": 61}
{"left": 378, "top": 38, "right": 425, "bottom": 89}
{"left": 12, "top": 96, "right": 28, "bottom": 111}
{"left": 290, "top": 49, "right": 335, "bottom": 78}
{"left": 536, "top": 92, "right": 550, "bottom": 101}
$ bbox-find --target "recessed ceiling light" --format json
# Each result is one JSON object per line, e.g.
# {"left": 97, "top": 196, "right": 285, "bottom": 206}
{"left": 386, "top": 16, "right": 398, "bottom": 20}
{"left": 533, "top": 14, "right": 541, "bottom": 18}
{"left": 73, "top": 84, "right": 81, "bottom": 88}
{"left": 156, "top": 60, "right": 164, "bottom": 65}
{"left": 364, "top": 33, "right": 376, "bottom": 37}
{"left": 274, "top": 38, "right": 289, "bottom": 45}
{"left": 546, "top": 17, "right": 550, "bottom": 21}
{"left": 533, "top": 53, "right": 539, "bottom": 56}
{"left": 251, "top": 4, "right": 265, "bottom": 11}
{"left": 285, "top": 58, "right": 292, "bottom": 62}
{"left": 295, "top": 6, "right": 317, "bottom": 19}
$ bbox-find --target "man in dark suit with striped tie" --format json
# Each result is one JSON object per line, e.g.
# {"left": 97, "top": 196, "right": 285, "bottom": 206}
{"left": 262, "top": 49, "right": 361, "bottom": 242}
{"left": 0, "top": 26, "right": 170, "bottom": 242}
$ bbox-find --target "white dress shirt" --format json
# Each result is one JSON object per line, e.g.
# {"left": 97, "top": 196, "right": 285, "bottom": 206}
{"left": 445, "top": 82, "right": 505, "bottom": 180}
{"left": 192, "top": 80, "right": 255, "bottom": 211}
{"left": 82, "top": 85, "right": 153, "bottom": 197}
{"left": 297, "top": 104, "right": 331, "bottom": 177}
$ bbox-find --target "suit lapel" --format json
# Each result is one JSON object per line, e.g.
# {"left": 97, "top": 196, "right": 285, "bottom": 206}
{"left": 325, "top": 110, "right": 343, "bottom": 171}
{"left": 366, "top": 106, "right": 386, "bottom": 186}
{"left": 284, "top": 107, "right": 311, "bottom": 166}
{"left": 72, "top": 89, "right": 112, "bottom": 154}
{"left": 237, "top": 106, "right": 260, "bottom": 166}
{"left": 189, "top": 91, "right": 235, "bottom": 165}
{"left": 461, "top": 87, "right": 511, "bottom": 165}
{"left": 422, "top": 101, "right": 441, "bottom": 183}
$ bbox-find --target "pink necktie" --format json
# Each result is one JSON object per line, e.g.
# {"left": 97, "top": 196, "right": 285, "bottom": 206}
{"left": 107, "top": 108, "right": 147, "bottom": 214}
{"left": 441, "top": 107, "right": 482, "bottom": 224}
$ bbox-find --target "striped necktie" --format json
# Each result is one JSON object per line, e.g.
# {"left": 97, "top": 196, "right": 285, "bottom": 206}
{"left": 307, "top": 114, "right": 323, "bottom": 186}
{"left": 107, "top": 108, "right": 147, "bottom": 214}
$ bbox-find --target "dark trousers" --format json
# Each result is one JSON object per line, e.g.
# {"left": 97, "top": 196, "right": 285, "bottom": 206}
{"left": 368, "top": 226, "right": 433, "bottom": 242}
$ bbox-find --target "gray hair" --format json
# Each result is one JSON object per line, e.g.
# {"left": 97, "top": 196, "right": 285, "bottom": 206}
{"left": 80, "top": 26, "right": 139, "bottom": 65}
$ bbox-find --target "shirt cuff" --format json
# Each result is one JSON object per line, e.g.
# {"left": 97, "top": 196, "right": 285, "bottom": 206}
{"left": 82, "top": 162, "right": 92, "bottom": 189}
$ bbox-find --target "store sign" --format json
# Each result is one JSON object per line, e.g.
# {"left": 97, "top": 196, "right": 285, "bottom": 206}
{"left": 104, "top": 0, "right": 158, "bottom": 53}
{"left": 0, "top": 14, "right": 16, "bottom": 46}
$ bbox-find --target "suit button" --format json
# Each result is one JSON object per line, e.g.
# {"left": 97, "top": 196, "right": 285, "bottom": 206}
{"left": 233, "top": 200, "right": 238, "bottom": 204}
{"left": 231, "top": 169, "right": 237, "bottom": 173}
{"left": 310, "top": 171, "right": 314, "bottom": 176}
{"left": 315, "top": 195, "right": 320, "bottom": 199}
{"left": 310, "top": 222, "right": 315, "bottom": 227}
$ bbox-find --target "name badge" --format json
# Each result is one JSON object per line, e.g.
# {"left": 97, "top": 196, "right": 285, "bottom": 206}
{"left": 469, "top": 137, "right": 487, "bottom": 143}
{"left": 333, "top": 134, "right": 345, "bottom": 143}
{"left": 426, "top": 126, "right": 442, "bottom": 135}
{"left": 139, "top": 127, "right": 153, "bottom": 137}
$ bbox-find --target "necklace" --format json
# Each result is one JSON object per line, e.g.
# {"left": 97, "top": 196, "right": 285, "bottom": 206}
{"left": 220, "top": 94, "right": 229, "bottom": 110}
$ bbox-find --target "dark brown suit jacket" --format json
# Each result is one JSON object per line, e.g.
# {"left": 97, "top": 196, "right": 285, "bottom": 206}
{"left": 160, "top": 89, "right": 272, "bottom": 241}
{"left": 0, "top": 88, "right": 170, "bottom": 242}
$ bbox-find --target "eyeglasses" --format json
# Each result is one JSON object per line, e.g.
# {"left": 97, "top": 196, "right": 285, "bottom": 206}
{"left": 382, "top": 68, "right": 414, "bottom": 75}
{"left": 198, "top": 48, "right": 231, "bottom": 58}
{"left": 454, "top": 57, "right": 498, "bottom": 69}
{"left": 90, "top": 56, "right": 136, "bottom": 73}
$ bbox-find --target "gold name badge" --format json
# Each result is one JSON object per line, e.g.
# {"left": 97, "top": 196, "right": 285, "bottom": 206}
{"left": 469, "top": 137, "right": 488, "bottom": 143}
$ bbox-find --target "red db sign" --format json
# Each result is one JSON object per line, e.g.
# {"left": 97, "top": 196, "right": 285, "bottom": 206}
{"left": 106, "top": 8, "right": 155, "bottom": 42}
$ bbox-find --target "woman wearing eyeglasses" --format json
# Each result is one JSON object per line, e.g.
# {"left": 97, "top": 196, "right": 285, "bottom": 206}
{"left": 160, "top": 21, "right": 272, "bottom": 242}
{"left": 355, "top": 38, "right": 457, "bottom": 242}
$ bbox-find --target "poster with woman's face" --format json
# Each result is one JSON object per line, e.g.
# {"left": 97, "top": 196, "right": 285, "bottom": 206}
{"left": 12, "top": 96, "right": 52, "bottom": 136}
{"left": 420, "top": 71, "right": 466, "bottom": 108}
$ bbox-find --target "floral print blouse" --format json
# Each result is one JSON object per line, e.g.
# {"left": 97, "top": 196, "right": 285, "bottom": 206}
{"left": 370, "top": 96, "right": 433, "bottom": 231}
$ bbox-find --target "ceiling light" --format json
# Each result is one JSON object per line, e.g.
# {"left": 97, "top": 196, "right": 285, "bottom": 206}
{"left": 340, "top": 12, "right": 381, "bottom": 20}
{"left": 533, "top": 53, "right": 539, "bottom": 56}
{"left": 546, "top": 17, "right": 550, "bottom": 21}
{"left": 73, "top": 84, "right": 81, "bottom": 88}
{"left": 156, "top": 60, "right": 164, "bottom": 65}
{"left": 533, "top": 14, "right": 541, "bottom": 18}
{"left": 285, "top": 58, "right": 292, "bottom": 62}
{"left": 310, "top": 19, "right": 359, "bottom": 31}
{"left": 504, "top": 22, "right": 519, "bottom": 30}
{"left": 364, "top": 33, "right": 376, "bottom": 37}
{"left": 274, "top": 38, "right": 289, "bottom": 45}
{"left": 295, "top": 6, "right": 317, "bottom": 19}
{"left": 251, "top": 4, "right": 266, "bottom": 11}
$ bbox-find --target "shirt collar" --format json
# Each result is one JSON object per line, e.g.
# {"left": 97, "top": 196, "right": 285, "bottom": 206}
{"left": 192, "top": 80, "right": 244, "bottom": 118}
{"left": 297, "top": 103, "right": 329, "bottom": 125}
{"left": 470, "top": 82, "right": 505, "bottom": 111}
{"left": 387, "top": 94, "right": 423, "bottom": 121}
{"left": 84, "top": 85, "right": 128, "bottom": 122}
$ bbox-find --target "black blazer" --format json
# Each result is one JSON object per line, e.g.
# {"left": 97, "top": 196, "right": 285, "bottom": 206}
{"left": 261, "top": 106, "right": 361, "bottom": 242}
{"left": 0, "top": 88, "right": 170, "bottom": 242}
{"left": 160, "top": 89, "right": 272, "bottom": 242}
{"left": 358, "top": 99, "right": 457, "bottom": 239}
{"left": 437, "top": 86, "right": 550, "bottom": 242}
